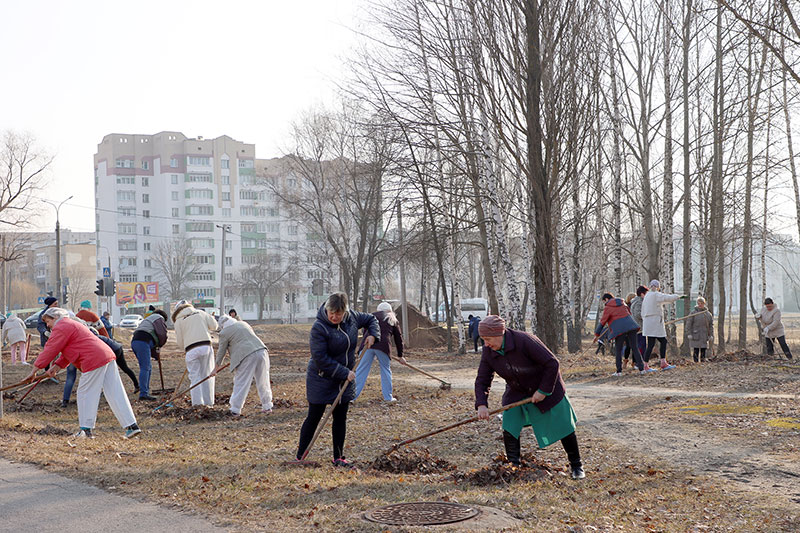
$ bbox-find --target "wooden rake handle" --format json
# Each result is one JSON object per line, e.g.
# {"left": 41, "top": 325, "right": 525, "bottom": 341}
{"left": 664, "top": 310, "right": 707, "bottom": 327}
{"left": 392, "top": 356, "right": 451, "bottom": 387}
{"left": 0, "top": 371, "right": 50, "bottom": 393}
{"left": 152, "top": 363, "right": 227, "bottom": 412}
{"left": 387, "top": 396, "right": 535, "bottom": 452}
{"left": 299, "top": 345, "right": 368, "bottom": 461}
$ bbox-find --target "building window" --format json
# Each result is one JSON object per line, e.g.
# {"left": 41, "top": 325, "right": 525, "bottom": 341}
{"left": 221, "top": 159, "right": 230, "bottom": 169}
{"left": 188, "top": 156, "right": 211, "bottom": 166}
{"left": 193, "top": 288, "right": 216, "bottom": 297}
{"left": 170, "top": 158, "right": 178, "bottom": 168}
{"left": 119, "top": 257, "right": 137, "bottom": 268}
{"left": 185, "top": 189, "right": 213, "bottom": 200}
{"left": 190, "top": 238, "right": 215, "bottom": 248}
{"left": 238, "top": 159, "right": 254, "bottom": 168}
{"left": 120, "top": 274, "right": 137, "bottom": 282}
{"left": 118, "top": 207, "right": 135, "bottom": 217}
{"left": 193, "top": 271, "right": 216, "bottom": 281}
{"left": 287, "top": 178, "right": 297, "bottom": 187}
{"left": 142, "top": 161, "right": 149, "bottom": 171}
{"left": 172, "top": 208, "right": 179, "bottom": 217}
{"left": 142, "top": 194, "right": 149, "bottom": 203}
{"left": 171, "top": 191, "right": 179, "bottom": 201}
{"left": 172, "top": 224, "right": 180, "bottom": 234}
{"left": 143, "top": 226, "right": 150, "bottom": 235}
{"left": 222, "top": 208, "right": 231, "bottom": 217}
{"left": 222, "top": 175, "right": 230, "bottom": 185}
{"left": 142, "top": 177, "right": 149, "bottom": 186}
{"left": 171, "top": 174, "right": 179, "bottom": 184}
{"left": 144, "top": 259, "right": 152, "bottom": 268}
{"left": 118, "top": 223, "right": 137, "bottom": 235}
{"left": 142, "top": 210, "right": 150, "bottom": 218}
{"left": 288, "top": 225, "right": 298, "bottom": 235}
{"left": 186, "top": 222, "right": 214, "bottom": 232}
{"left": 225, "top": 257, "right": 232, "bottom": 266}
{"left": 288, "top": 242, "right": 298, "bottom": 250}
{"left": 118, "top": 240, "right": 137, "bottom": 251}
{"left": 143, "top": 242, "right": 151, "bottom": 251}
{"left": 265, "top": 223, "right": 279, "bottom": 233}
{"left": 239, "top": 190, "right": 260, "bottom": 200}
{"left": 225, "top": 273, "right": 233, "bottom": 282}
{"left": 115, "top": 158, "right": 134, "bottom": 168}
{"left": 186, "top": 173, "right": 213, "bottom": 183}
{"left": 193, "top": 255, "right": 215, "bottom": 265}
{"left": 116, "top": 176, "right": 135, "bottom": 185}
{"left": 185, "top": 205, "right": 214, "bottom": 216}
{"left": 221, "top": 192, "right": 230, "bottom": 201}
{"left": 117, "top": 191, "right": 136, "bottom": 202}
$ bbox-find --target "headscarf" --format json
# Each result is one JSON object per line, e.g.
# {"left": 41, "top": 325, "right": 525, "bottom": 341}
{"left": 478, "top": 315, "right": 506, "bottom": 337}
{"left": 649, "top": 279, "right": 661, "bottom": 289}
{"left": 217, "top": 314, "right": 235, "bottom": 331}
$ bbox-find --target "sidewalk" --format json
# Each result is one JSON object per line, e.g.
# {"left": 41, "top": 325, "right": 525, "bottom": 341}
{"left": 0, "top": 458, "right": 227, "bottom": 532}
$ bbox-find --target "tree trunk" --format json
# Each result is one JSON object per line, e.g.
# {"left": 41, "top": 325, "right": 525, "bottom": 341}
{"left": 663, "top": 0, "right": 676, "bottom": 353}
{"left": 681, "top": 0, "right": 693, "bottom": 356}
{"left": 782, "top": 35, "right": 800, "bottom": 245}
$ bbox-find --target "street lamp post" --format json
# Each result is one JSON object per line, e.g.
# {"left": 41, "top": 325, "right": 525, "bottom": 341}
{"left": 44, "top": 196, "right": 73, "bottom": 305}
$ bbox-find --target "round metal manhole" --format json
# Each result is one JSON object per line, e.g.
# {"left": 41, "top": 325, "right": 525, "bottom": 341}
{"left": 364, "top": 501, "right": 480, "bottom": 526}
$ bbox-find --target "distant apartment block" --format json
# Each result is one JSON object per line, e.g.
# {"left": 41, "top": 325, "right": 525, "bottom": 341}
{"left": 94, "top": 132, "right": 329, "bottom": 321}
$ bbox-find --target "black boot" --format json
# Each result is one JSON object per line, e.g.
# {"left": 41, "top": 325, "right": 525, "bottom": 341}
{"left": 561, "top": 432, "right": 585, "bottom": 480}
{"left": 503, "top": 431, "right": 521, "bottom": 466}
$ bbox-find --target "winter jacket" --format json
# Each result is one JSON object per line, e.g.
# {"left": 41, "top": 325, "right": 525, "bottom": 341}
{"left": 100, "top": 315, "right": 114, "bottom": 338}
{"left": 306, "top": 304, "right": 380, "bottom": 404}
{"left": 597, "top": 298, "right": 640, "bottom": 339}
{"left": 76, "top": 309, "right": 109, "bottom": 337}
{"left": 361, "top": 310, "right": 404, "bottom": 358}
{"left": 686, "top": 306, "right": 713, "bottom": 349}
{"left": 474, "top": 329, "right": 566, "bottom": 414}
{"left": 33, "top": 316, "right": 115, "bottom": 372}
{"left": 630, "top": 296, "right": 644, "bottom": 327}
{"left": 216, "top": 320, "right": 267, "bottom": 372}
{"left": 37, "top": 305, "right": 51, "bottom": 346}
{"left": 132, "top": 313, "right": 168, "bottom": 347}
{"left": 468, "top": 316, "right": 481, "bottom": 341}
{"left": 172, "top": 304, "right": 218, "bottom": 351}
{"left": 2, "top": 316, "right": 27, "bottom": 345}
{"left": 757, "top": 306, "right": 786, "bottom": 338}
{"left": 641, "top": 291, "right": 680, "bottom": 338}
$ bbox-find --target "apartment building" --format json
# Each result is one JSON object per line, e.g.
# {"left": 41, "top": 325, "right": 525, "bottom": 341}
{"left": 94, "top": 132, "right": 329, "bottom": 321}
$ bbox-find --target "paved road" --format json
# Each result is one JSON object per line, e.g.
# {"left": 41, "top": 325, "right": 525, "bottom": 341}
{"left": 0, "top": 458, "right": 227, "bottom": 533}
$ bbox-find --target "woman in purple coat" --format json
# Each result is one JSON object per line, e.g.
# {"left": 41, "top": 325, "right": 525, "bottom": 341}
{"left": 474, "top": 315, "right": 584, "bottom": 479}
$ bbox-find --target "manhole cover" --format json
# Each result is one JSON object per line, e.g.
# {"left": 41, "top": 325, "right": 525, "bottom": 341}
{"left": 364, "top": 502, "right": 480, "bottom": 526}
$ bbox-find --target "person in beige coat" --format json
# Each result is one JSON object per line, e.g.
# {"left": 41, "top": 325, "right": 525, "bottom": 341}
{"left": 211, "top": 315, "right": 273, "bottom": 416}
{"left": 756, "top": 298, "right": 793, "bottom": 360}
{"left": 2, "top": 312, "right": 28, "bottom": 364}
{"left": 686, "top": 297, "right": 713, "bottom": 362}
{"left": 172, "top": 301, "right": 218, "bottom": 406}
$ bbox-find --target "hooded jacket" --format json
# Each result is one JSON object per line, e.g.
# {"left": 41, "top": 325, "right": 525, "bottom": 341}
{"left": 172, "top": 303, "right": 218, "bottom": 351}
{"left": 306, "top": 304, "right": 380, "bottom": 404}
{"left": 597, "top": 298, "right": 639, "bottom": 339}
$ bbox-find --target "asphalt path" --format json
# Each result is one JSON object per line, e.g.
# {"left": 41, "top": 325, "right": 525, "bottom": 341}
{"left": 0, "top": 458, "right": 227, "bottom": 533}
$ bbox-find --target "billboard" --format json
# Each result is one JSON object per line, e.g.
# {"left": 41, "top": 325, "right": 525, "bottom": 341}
{"left": 115, "top": 282, "right": 159, "bottom": 306}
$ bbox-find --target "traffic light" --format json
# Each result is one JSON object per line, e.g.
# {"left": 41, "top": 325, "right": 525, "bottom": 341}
{"left": 291, "top": 292, "right": 296, "bottom": 303}
{"left": 284, "top": 292, "right": 290, "bottom": 303}
{"left": 62, "top": 289, "right": 68, "bottom": 306}
{"left": 95, "top": 279, "right": 105, "bottom": 296}
{"left": 105, "top": 279, "right": 116, "bottom": 297}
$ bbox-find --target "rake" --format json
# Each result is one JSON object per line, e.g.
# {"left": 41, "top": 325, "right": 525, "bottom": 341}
{"left": 392, "top": 356, "right": 452, "bottom": 390}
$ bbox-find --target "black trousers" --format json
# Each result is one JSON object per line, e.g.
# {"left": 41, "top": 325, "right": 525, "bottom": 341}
{"left": 692, "top": 347, "right": 707, "bottom": 362}
{"left": 503, "top": 430, "right": 581, "bottom": 467}
{"left": 616, "top": 331, "right": 643, "bottom": 372}
{"left": 766, "top": 336, "right": 793, "bottom": 358}
{"left": 644, "top": 336, "right": 667, "bottom": 363}
{"left": 115, "top": 347, "right": 139, "bottom": 389}
{"left": 296, "top": 401, "right": 350, "bottom": 460}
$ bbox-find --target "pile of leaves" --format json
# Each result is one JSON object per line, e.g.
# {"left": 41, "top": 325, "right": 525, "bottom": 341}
{"left": 36, "top": 424, "right": 71, "bottom": 436}
{"left": 273, "top": 398, "right": 296, "bottom": 408}
{"left": 152, "top": 405, "right": 230, "bottom": 421}
{"left": 371, "top": 446, "right": 456, "bottom": 474}
{"left": 452, "top": 453, "right": 554, "bottom": 486}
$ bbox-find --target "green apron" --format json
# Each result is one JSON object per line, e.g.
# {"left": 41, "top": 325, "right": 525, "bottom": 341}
{"left": 502, "top": 395, "right": 577, "bottom": 448}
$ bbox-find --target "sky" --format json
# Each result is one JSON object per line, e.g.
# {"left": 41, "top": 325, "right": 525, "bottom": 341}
{"left": 1, "top": 0, "right": 360, "bottom": 232}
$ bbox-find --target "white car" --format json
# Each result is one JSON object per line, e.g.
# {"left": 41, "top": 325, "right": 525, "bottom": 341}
{"left": 119, "top": 314, "right": 143, "bottom": 328}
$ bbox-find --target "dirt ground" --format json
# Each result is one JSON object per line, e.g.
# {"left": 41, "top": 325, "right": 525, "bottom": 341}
{"left": 1, "top": 325, "right": 799, "bottom": 532}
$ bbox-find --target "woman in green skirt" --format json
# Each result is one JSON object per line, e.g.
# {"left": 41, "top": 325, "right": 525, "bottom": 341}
{"left": 474, "top": 315, "right": 585, "bottom": 479}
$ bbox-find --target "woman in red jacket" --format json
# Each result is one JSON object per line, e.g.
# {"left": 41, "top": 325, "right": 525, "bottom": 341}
{"left": 25, "top": 307, "right": 141, "bottom": 439}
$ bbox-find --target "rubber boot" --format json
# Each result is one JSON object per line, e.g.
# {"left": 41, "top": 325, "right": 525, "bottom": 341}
{"left": 561, "top": 432, "right": 585, "bottom": 479}
{"left": 502, "top": 431, "right": 521, "bottom": 466}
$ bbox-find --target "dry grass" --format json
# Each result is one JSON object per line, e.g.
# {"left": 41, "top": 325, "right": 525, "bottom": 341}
{"left": 1, "top": 336, "right": 799, "bottom": 532}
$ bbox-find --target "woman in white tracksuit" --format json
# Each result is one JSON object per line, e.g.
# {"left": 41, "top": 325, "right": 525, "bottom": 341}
{"left": 172, "top": 301, "right": 218, "bottom": 406}
{"left": 640, "top": 279, "right": 686, "bottom": 371}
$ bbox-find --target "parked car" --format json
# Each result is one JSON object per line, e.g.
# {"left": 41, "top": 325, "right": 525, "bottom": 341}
{"left": 25, "top": 310, "right": 43, "bottom": 329}
{"left": 119, "top": 314, "right": 143, "bottom": 328}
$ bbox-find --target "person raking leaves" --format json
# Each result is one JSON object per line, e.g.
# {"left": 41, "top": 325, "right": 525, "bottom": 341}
{"left": 474, "top": 315, "right": 585, "bottom": 479}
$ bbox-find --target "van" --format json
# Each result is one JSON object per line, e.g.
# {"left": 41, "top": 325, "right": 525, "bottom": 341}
{"left": 460, "top": 298, "right": 489, "bottom": 322}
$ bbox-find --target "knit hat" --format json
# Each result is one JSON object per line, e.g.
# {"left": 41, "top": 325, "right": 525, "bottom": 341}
{"left": 43, "top": 307, "right": 70, "bottom": 321}
{"left": 478, "top": 315, "right": 506, "bottom": 337}
{"left": 217, "top": 315, "right": 234, "bottom": 331}
{"left": 377, "top": 302, "right": 393, "bottom": 313}
{"left": 649, "top": 279, "right": 661, "bottom": 289}
{"left": 80, "top": 300, "right": 92, "bottom": 310}
{"left": 44, "top": 296, "right": 58, "bottom": 306}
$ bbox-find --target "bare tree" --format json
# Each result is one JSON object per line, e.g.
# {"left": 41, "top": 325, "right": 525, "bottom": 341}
{"left": 151, "top": 236, "right": 201, "bottom": 301}
{"left": 232, "top": 253, "right": 294, "bottom": 320}
{"left": 1, "top": 131, "right": 51, "bottom": 228}
{"left": 65, "top": 264, "right": 95, "bottom": 312}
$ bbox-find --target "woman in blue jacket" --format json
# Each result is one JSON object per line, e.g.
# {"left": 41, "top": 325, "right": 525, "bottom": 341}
{"left": 295, "top": 292, "right": 379, "bottom": 467}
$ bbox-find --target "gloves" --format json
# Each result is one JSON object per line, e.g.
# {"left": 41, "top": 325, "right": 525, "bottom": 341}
{"left": 680, "top": 295, "right": 689, "bottom": 299}
{"left": 762, "top": 327, "right": 768, "bottom": 335}
{"left": 151, "top": 347, "right": 161, "bottom": 361}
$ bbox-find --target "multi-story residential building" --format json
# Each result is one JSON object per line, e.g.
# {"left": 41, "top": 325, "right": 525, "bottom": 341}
{"left": 94, "top": 132, "right": 329, "bottom": 321}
